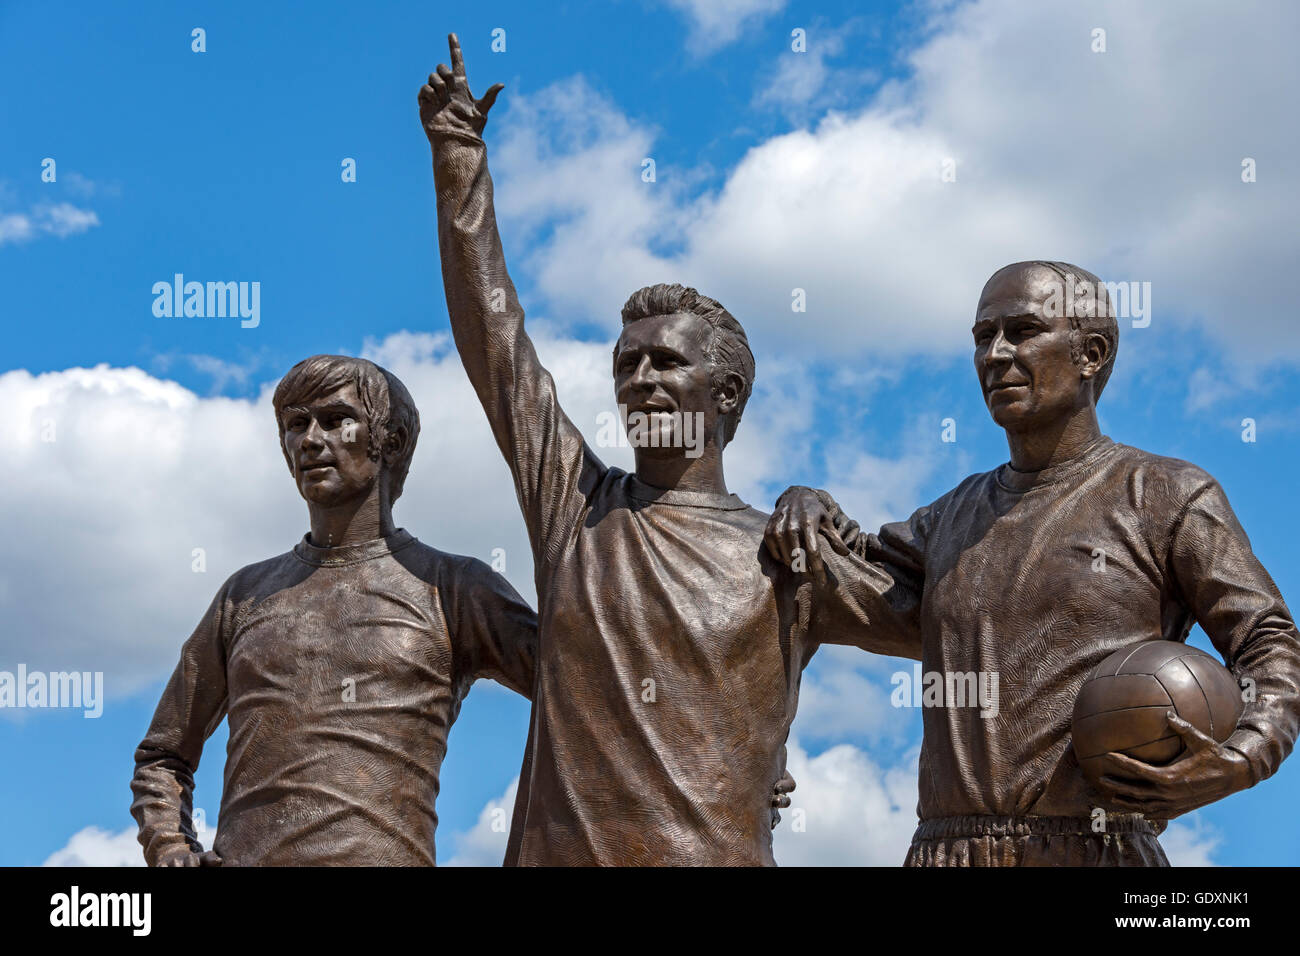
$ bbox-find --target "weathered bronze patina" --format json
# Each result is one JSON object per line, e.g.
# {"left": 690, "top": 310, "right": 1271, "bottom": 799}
{"left": 130, "top": 356, "right": 538, "bottom": 866}
{"left": 767, "top": 261, "right": 1300, "bottom": 866}
{"left": 420, "top": 34, "right": 906, "bottom": 866}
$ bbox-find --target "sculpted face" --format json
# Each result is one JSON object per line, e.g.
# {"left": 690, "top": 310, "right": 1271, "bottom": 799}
{"left": 614, "top": 312, "right": 726, "bottom": 457}
{"left": 973, "top": 264, "right": 1093, "bottom": 432}
{"left": 279, "top": 382, "right": 381, "bottom": 507}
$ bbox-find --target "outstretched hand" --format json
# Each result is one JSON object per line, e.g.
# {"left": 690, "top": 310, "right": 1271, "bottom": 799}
{"left": 419, "top": 33, "right": 504, "bottom": 143}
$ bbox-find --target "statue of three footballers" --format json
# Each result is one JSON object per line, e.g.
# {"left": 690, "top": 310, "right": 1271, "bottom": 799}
{"left": 129, "top": 35, "right": 1300, "bottom": 867}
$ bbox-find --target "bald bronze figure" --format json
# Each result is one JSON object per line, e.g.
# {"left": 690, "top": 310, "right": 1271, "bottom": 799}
{"left": 420, "top": 34, "right": 900, "bottom": 865}
{"left": 767, "top": 261, "right": 1300, "bottom": 865}
{"left": 130, "top": 355, "right": 538, "bottom": 866}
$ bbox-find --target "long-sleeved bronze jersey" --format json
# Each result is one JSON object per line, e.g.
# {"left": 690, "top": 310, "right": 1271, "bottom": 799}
{"left": 130, "top": 531, "right": 537, "bottom": 866}
{"left": 816, "top": 437, "right": 1300, "bottom": 842}
{"left": 432, "top": 132, "right": 913, "bottom": 866}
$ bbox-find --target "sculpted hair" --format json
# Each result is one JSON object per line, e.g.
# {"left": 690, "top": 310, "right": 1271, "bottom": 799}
{"left": 618, "top": 283, "right": 756, "bottom": 443}
{"left": 272, "top": 355, "right": 421, "bottom": 501}
{"left": 1029, "top": 260, "right": 1120, "bottom": 401}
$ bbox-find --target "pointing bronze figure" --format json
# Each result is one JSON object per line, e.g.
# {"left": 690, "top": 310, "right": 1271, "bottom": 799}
{"left": 421, "top": 34, "right": 901, "bottom": 865}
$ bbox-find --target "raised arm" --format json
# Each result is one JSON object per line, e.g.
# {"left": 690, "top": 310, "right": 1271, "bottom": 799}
{"left": 129, "top": 587, "right": 231, "bottom": 867}
{"left": 420, "top": 34, "right": 598, "bottom": 563}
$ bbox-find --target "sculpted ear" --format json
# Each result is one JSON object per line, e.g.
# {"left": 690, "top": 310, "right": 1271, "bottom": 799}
{"left": 712, "top": 371, "right": 743, "bottom": 416}
{"left": 382, "top": 423, "right": 409, "bottom": 465}
{"left": 1079, "top": 331, "right": 1112, "bottom": 381}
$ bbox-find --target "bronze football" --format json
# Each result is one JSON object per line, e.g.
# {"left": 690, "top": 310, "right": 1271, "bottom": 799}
{"left": 1073, "top": 640, "right": 1244, "bottom": 785}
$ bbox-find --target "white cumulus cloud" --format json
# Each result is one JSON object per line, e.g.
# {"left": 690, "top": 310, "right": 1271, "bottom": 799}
{"left": 1160, "top": 813, "right": 1222, "bottom": 867}
{"left": 492, "top": 0, "right": 1300, "bottom": 366}
{"left": 42, "top": 824, "right": 217, "bottom": 866}
{"left": 43, "top": 826, "right": 144, "bottom": 867}
{"left": 442, "top": 777, "right": 519, "bottom": 867}
{"left": 0, "top": 202, "right": 99, "bottom": 244}
{"left": 662, "top": 0, "right": 788, "bottom": 53}
{"left": 774, "top": 737, "right": 921, "bottom": 865}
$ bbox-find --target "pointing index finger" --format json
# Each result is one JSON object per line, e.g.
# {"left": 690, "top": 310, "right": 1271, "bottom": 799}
{"left": 448, "top": 32, "right": 466, "bottom": 76}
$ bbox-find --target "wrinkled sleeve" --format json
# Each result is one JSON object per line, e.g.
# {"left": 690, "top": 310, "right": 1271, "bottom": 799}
{"left": 442, "top": 557, "right": 540, "bottom": 869}
{"left": 447, "top": 557, "right": 539, "bottom": 700}
{"left": 1168, "top": 480, "right": 1300, "bottom": 786}
{"left": 129, "top": 584, "right": 232, "bottom": 865}
{"left": 432, "top": 132, "right": 602, "bottom": 567}
{"left": 802, "top": 488, "right": 926, "bottom": 660}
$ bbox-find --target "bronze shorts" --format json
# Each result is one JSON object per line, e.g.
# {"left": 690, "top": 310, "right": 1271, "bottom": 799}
{"left": 904, "top": 814, "right": 1170, "bottom": 867}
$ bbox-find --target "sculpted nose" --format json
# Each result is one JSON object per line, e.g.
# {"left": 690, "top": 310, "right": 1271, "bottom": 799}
{"left": 628, "top": 353, "right": 655, "bottom": 391}
{"left": 985, "top": 329, "right": 1014, "bottom": 367}
{"left": 301, "top": 419, "right": 326, "bottom": 449}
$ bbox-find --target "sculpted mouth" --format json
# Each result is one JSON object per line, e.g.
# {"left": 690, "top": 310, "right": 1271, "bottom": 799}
{"left": 301, "top": 461, "right": 337, "bottom": 472}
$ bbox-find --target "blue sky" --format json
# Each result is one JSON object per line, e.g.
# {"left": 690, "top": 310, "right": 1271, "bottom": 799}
{"left": 3, "top": 0, "right": 1298, "bottom": 866}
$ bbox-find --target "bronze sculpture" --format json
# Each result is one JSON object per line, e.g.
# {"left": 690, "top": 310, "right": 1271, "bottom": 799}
{"left": 420, "top": 34, "right": 904, "bottom": 865}
{"left": 129, "top": 355, "right": 539, "bottom": 866}
{"left": 122, "top": 34, "right": 1298, "bottom": 868}
{"left": 766, "top": 261, "right": 1300, "bottom": 865}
